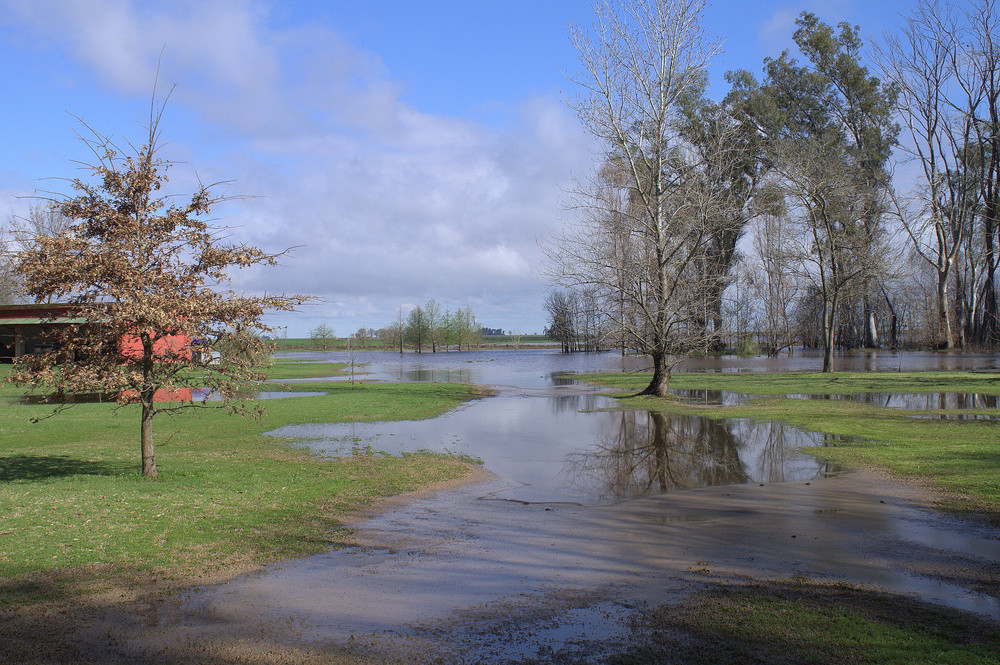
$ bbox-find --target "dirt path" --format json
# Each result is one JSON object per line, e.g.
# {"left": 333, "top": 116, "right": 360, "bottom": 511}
{"left": 23, "top": 468, "right": 994, "bottom": 664}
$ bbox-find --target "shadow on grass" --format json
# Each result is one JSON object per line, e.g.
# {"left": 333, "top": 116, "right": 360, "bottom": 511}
{"left": 0, "top": 455, "right": 120, "bottom": 482}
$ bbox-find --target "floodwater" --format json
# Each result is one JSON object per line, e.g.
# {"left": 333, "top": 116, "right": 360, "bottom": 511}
{"left": 279, "top": 346, "right": 1000, "bottom": 381}
{"left": 270, "top": 394, "right": 842, "bottom": 505}
{"left": 116, "top": 348, "right": 1000, "bottom": 662}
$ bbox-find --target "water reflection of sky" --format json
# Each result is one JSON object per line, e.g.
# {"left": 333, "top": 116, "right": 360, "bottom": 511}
{"left": 278, "top": 347, "right": 1000, "bottom": 383}
{"left": 279, "top": 348, "right": 633, "bottom": 388}
{"left": 270, "top": 349, "right": 999, "bottom": 503}
{"left": 269, "top": 350, "right": 851, "bottom": 504}
{"left": 270, "top": 401, "right": 840, "bottom": 505}
{"left": 793, "top": 392, "right": 1000, "bottom": 410}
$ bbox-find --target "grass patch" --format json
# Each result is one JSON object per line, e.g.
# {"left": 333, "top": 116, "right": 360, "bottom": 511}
{"left": 0, "top": 364, "right": 487, "bottom": 608}
{"left": 273, "top": 337, "right": 387, "bottom": 352}
{"left": 615, "top": 580, "right": 1000, "bottom": 664}
{"left": 579, "top": 370, "right": 1000, "bottom": 512}
{"left": 578, "top": 369, "right": 1000, "bottom": 397}
{"left": 263, "top": 360, "right": 352, "bottom": 379}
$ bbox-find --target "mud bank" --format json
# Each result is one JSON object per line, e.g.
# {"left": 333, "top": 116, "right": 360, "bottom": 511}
{"left": 23, "top": 468, "right": 995, "bottom": 664}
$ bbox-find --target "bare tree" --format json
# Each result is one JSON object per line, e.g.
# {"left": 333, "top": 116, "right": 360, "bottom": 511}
{"left": 1, "top": 205, "right": 74, "bottom": 303}
{"left": 309, "top": 322, "right": 335, "bottom": 350}
{"left": 552, "top": 0, "right": 723, "bottom": 396}
{"left": 879, "top": 0, "right": 976, "bottom": 349}
{"left": 961, "top": 0, "right": 1000, "bottom": 346}
{"left": 12, "top": 97, "right": 307, "bottom": 478}
{"left": 11, "top": 204, "right": 73, "bottom": 248}
{"left": 748, "top": 186, "right": 801, "bottom": 356}
{"left": 545, "top": 290, "right": 577, "bottom": 352}
{"left": 424, "top": 299, "right": 441, "bottom": 352}
{"left": 769, "top": 136, "right": 877, "bottom": 371}
{"left": 395, "top": 306, "right": 405, "bottom": 354}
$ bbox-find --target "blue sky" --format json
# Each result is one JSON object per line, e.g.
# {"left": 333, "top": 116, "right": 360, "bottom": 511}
{"left": 0, "top": 0, "right": 912, "bottom": 336}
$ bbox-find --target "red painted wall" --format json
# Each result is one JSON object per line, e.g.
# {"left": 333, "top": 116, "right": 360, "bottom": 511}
{"left": 118, "top": 332, "right": 192, "bottom": 362}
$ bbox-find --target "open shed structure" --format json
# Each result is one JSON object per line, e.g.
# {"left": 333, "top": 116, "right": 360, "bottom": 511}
{"left": 0, "top": 303, "right": 87, "bottom": 362}
{"left": 0, "top": 303, "right": 192, "bottom": 364}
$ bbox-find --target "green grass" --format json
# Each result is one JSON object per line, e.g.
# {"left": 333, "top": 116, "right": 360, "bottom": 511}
{"left": 274, "top": 337, "right": 387, "bottom": 352}
{"left": 580, "top": 370, "right": 1000, "bottom": 512}
{"left": 616, "top": 580, "right": 1000, "bottom": 664}
{"left": 0, "top": 362, "right": 487, "bottom": 607}
{"left": 580, "top": 369, "right": 1000, "bottom": 396}
{"left": 261, "top": 360, "right": 352, "bottom": 379}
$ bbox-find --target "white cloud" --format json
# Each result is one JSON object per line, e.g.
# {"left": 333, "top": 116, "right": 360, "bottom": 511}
{"left": 1, "top": 0, "right": 595, "bottom": 334}
{"left": 759, "top": 9, "right": 797, "bottom": 48}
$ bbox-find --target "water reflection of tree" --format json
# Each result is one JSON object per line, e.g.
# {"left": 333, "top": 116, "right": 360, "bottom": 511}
{"left": 749, "top": 421, "right": 796, "bottom": 483}
{"left": 813, "top": 391, "right": 999, "bottom": 411}
{"left": 548, "top": 393, "right": 605, "bottom": 414}
{"left": 742, "top": 421, "right": 836, "bottom": 483}
{"left": 399, "top": 368, "right": 473, "bottom": 383}
{"left": 566, "top": 411, "right": 750, "bottom": 501}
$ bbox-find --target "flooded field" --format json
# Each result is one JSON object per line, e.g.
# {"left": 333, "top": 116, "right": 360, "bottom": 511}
{"left": 278, "top": 346, "right": 1000, "bottom": 384}
{"left": 116, "top": 348, "right": 1000, "bottom": 662}
{"left": 271, "top": 348, "right": 998, "bottom": 505}
{"left": 270, "top": 393, "right": 841, "bottom": 504}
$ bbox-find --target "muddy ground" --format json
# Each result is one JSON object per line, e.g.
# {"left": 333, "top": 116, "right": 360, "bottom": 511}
{"left": 4, "top": 468, "right": 998, "bottom": 664}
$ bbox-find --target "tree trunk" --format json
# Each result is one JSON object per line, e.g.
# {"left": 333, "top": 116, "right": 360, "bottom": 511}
{"left": 822, "top": 297, "right": 836, "bottom": 373}
{"left": 141, "top": 400, "right": 156, "bottom": 478}
{"left": 938, "top": 270, "right": 954, "bottom": 349}
{"left": 983, "top": 200, "right": 999, "bottom": 347}
{"left": 864, "top": 297, "right": 879, "bottom": 349}
{"left": 956, "top": 271, "right": 967, "bottom": 349}
{"left": 640, "top": 352, "right": 670, "bottom": 396}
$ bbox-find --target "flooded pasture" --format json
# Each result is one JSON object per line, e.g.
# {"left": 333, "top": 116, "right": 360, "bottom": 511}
{"left": 109, "top": 348, "right": 1000, "bottom": 663}
{"left": 270, "top": 395, "right": 841, "bottom": 505}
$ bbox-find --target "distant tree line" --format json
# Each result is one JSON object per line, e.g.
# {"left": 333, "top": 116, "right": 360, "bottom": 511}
{"left": 300, "top": 305, "right": 503, "bottom": 353}
{"left": 544, "top": 290, "right": 604, "bottom": 353}
{"left": 376, "top": 301, "right": 482, "bottom": 353}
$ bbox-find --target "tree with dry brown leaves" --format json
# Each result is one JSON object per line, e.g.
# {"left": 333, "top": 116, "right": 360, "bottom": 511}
{"left": 11, "top": 98, "right": 307, "bottom": 478}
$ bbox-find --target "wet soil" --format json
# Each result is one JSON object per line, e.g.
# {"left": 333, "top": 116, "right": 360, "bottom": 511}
{"left": 8, "top": 467, "right": 995, "bottom": 664}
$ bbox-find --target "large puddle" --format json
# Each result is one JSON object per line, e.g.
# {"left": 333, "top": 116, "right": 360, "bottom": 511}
{"left": 117, "top": 349, "right": 1000, "bottom": 662}
{"left": 271, "top": 349, "right": 999, "bottom": 504}
{"left": 269, "top": 393, "right": 841, "bottom": 505}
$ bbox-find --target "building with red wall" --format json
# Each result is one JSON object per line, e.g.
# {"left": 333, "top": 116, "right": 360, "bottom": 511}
{"left": 0, "top": 303, "right": 190, "bottom": 363}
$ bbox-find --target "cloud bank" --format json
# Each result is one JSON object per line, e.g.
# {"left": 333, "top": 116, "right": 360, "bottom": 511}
{"left": 2, "top": 0, "right": 594, "bottom": 333}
